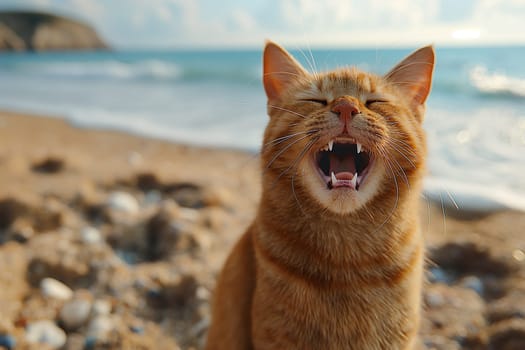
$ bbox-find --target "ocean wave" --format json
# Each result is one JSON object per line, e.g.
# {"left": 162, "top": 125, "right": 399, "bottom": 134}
{"left": 20, "top": 60, "right": 182, "bottom": 81}
{"left": 14, "top": 59, "right": 260, "bottom": 84}
{"left": 469, "top": 65, "right": 525, "bottom": 98}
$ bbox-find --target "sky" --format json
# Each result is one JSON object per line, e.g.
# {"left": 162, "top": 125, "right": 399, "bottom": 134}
{"left": 1, "top": 0, "right": 524, "bottom": 49}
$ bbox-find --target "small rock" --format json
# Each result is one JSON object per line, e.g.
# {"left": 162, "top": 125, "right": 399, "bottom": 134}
{"left": 144, "top": 190, "right": 162, "bottom": 206}
{"left": 86, "top": 316, "right": 114, "bottom": 340}
{"left": 129, "top": 324, "right": 144, "bottom": 334}
{"left": 60, "top": 297, "right": 93, "bottom": 330}
{"left": 63, "top": 333, "right": 85, "bottom": 350}
{"left": 0, "top": 334, "right": 16, "bottom": 350}
{"left": 425, "top": 290, "right": 446, "bottom": 308}
{"left": 92, "top": 299, "right": 112, "bottom": 316}
{"left": 31, "top": 157, "right": 65, "bottom": 174}
{"left": 428, "top": 267, "right": 452, "bottom": 284}
{"left": 106, "top": 192, "right": 139, "bottom": 214}
{"left": 40, "top": 278, "right": 73, "bottom": 300}
{"left": 25, "top": 320, "right": 67, "bottom": 349}
{"left": 80, "top": 226, "right": 102, "bottom": 244}
{"left": 460, "top": 276, "right": 484, "bottom": 295}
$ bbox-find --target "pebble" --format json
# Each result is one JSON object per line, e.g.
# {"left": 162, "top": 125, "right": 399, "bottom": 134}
{"left": 40, "top": 278, "right": 73, "bottom": 300}
{"left": 144, "top": 190, "right": 163, "bottom": 206}
{"left": 0, "top": 334, "right": 16, "bottom": 350}
{"left": 60, "top": 297, "right": 93, "bottom": 330}
{"left": 92, "top": 299, "right": 112, "bottom": 316}
{"left": 86, "top": 316, "right": 114, "bottom": 340}
{"left": 25, "top": 320, "right": 67, "bottom": 349}
{"left": 428, "top": 267, "right": 452, "bottom": 284}
{"left": 80, "top": 226, "right": 103, "bottom": 244}
{"left": 425, "top": 290, "right": 446, "bottom": 308}
{"left": 461, "top": 275, "right": 484, "bottom": 295}
{"left": 106, "top": 192, "right": 139, "bottom": 214}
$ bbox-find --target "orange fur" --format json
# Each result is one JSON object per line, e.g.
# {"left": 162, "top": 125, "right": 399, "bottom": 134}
{"left": 206, "top": 41, "right": 434, "bottom": 350}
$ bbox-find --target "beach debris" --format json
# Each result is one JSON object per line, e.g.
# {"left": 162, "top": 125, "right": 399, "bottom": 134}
{"left": 31, "top": 157, "right": 65, "bottom": 174}
{"left": 80, "top": 226, "right": 103, "bottom": 244}
{"left": 92, "top": 299, "right": 112, "bottom": 316}
{"left": 59, "top": 294, "right": 93, "bottom": 330}
{"left": 0, "top": 334, "right": 15, "bottom": 350}
{"left": 460, "top": 275, "right": 484, "bottom": 296}
{"left": 106, "top": 191, "right": 139, "bottom": 214}
{"left": 25, "top": 320, "right": 67, "bottom": 349}
{"left": 40, "top": 278, "right": 73, "bottom": 300}
{"left": 0, "top": 198, "right": 28, "bottom": 229}
{"left": 86, "top": 315, "right": 115, "bottom": 341}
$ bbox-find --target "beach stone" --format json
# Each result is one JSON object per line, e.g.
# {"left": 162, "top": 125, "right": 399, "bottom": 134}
{"left": 40, "top": 277, "right": 73, "bottom": 300}
{"left": 145, "top": 209, "right": 180, "bottom": 260}
{"left": 107, "top": 191, "right": 139, "bottom": 214}
{"left": 460, "top": 275, "right": 484, "bottom": 296}
{"left": 25, "top": 320, "right": 67, "bottom": 349}
{"left": 31, "top": 157, "right": 65, "bottom": 174}
{"left": 6, "top": 218, "right": 34, "bottom": 243}
{"left": 0, "top": 197, "right": 28, "bottom": 229}
{"left": 63, "top": 333, "right": 85, "bottom": 350}
{"left": 92, "top": 299, "right": 112, "bottom": 316}
{"left": 86, "top": 316, "right": 115, "bottom": 341}
{"left": 0, "top": 334, "right": 16, "bottom": 350}
{"left": 59, "top": 296, "right": 93, "bottom": 330}
{"left": 80, "top": 226, "right": 103, "bottom": 244}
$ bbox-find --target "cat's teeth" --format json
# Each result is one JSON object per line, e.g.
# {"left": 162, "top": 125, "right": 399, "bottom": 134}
{"left": 356, "top": 143, "right": 362, "bottom": 154}
{"left": 331, "top": 172, "right": 337, "bottom": 185}
{"left": 351, "top": 173, "right": 358, "bottom": 188}
{"left": 328, "top": 140, "right": 334, "bottom": 152}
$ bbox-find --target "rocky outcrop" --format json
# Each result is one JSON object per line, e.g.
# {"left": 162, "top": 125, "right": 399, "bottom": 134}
{"left": 0, "top": 11, "right": 108, "bottom": 52}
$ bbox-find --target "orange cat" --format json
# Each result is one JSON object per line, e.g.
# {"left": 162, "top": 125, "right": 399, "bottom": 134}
{"left": 205, "top": 41, "right": 434, "bottom": 350}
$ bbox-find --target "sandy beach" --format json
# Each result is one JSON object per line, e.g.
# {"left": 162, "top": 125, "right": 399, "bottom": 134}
{"left": 1, "top": 109, "right": 524, "bottom": 349}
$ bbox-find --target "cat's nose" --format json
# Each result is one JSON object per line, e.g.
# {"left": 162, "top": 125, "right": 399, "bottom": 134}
{"left": 331, "top": 97, "right": 360, "bottom": 123}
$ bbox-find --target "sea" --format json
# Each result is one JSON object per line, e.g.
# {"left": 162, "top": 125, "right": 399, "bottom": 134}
{"left": 1, "top": 46, "right": 525, "bottom": 212}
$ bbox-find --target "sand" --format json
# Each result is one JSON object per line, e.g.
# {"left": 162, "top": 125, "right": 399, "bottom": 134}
{"left": 0, "top": 110, "right": 524, "bottom": 349}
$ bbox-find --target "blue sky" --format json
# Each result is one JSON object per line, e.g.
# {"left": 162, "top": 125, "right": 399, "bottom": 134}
{"left": 1, "top": 0, "right": 524, "bottom": 48}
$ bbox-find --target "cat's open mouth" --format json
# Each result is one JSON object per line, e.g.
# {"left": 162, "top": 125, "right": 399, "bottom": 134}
{"left": 315, "top": 138, "right": 372, "bottom": 191}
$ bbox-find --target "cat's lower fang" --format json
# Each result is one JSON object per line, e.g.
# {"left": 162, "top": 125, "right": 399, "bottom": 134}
{"left": 329, "top": 171, "right": 359, "bottom": 190}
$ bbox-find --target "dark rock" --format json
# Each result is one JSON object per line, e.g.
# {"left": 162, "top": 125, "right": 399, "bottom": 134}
{"left": 429, "top": 242, "right": 512, "bottom": 278}
{"left": 0, "top": 198, "right": 28, "bottom": 230}
{"left": 167, "top": 183, "right": 205, "bottom": 208}
{"left": 31, "top": 157, "right": 64, "bottom": 174}
{"left": 0, "top": 334, "right": 15, "bottom": 350}
{"left": 488, "top": 319, "right": 525, "bottom": 350}
{"left": 145, "top": 210, "right": 180, "bottom": 261}
{"left": 0, "top": 11, "right": 108, "bottom": 52}
{"left": 135, "top": 173, "right": 162, "bottom": 192}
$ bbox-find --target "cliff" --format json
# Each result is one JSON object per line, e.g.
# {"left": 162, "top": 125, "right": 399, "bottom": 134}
{"left": 0, "top": 11, "right": 108, "bottom": 52}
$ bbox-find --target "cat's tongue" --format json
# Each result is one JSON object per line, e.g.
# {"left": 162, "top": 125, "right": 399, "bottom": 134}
{"left": 330, "top": 153, "right": 356, "bottom": 177}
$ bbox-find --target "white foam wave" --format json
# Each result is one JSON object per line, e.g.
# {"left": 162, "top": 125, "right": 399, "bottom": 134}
{"left": 470, "top": 65, "right": 525, "bottom": 98}
{"left": 24, "top": 60, "right": 182, "bottom": 80}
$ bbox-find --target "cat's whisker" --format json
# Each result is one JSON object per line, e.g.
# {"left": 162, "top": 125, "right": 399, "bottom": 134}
{"left": 263, "top": 130, "right": 318, "bottom": 149}
{"left": 268, "top": 105, "right": 309, "bottom": 119}
{"left": 264, "top": 133, "right": 313, "bottom": 171}
{"left": 276, "top": 136, "right": 319, "bottom": 183}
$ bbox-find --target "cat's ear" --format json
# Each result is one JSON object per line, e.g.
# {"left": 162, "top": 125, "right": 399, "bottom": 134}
{"left": 263, "top": 41, "right": 307, "bottom": 100}
{"left": 385, "top": 45, "right": 435, "bottom": 107}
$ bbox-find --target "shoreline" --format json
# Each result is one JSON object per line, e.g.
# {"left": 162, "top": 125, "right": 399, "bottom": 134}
{"left": 1, "top": 109, "right": 525, "bottom": 348}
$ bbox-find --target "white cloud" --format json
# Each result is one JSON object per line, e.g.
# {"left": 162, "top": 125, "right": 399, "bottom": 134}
{"left": 2, "top": 0, "right": 524, "bottom": 47}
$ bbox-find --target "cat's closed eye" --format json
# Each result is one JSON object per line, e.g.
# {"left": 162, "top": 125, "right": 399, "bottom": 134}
{"left": 365, "top": 99, "right": 389, "bottom": 108}
{"left": 300, "top": 98, "right": 328, "bottom": 106}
